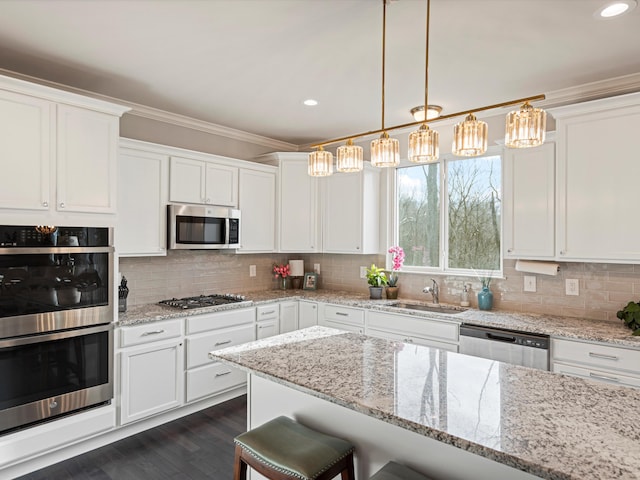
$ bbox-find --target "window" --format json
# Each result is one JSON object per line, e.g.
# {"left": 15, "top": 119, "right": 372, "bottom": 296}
{"left": 396, "top": 150, "right": 502, "bottom": 275}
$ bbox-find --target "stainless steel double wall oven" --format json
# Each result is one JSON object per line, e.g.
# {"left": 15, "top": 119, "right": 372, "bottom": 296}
{"left": 0, "top": 225, "right": 114, "bottom": 435}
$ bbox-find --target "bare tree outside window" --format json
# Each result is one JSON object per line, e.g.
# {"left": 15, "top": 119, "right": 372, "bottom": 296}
{"left": 396, "top": 154, "right": 501, "bottom": 273}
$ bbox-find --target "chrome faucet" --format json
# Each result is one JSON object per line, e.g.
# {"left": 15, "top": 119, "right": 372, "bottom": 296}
{"left": 422, "top": 279, "right": 439, "bottom": 305}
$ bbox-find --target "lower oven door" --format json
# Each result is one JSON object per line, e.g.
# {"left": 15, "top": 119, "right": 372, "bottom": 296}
{"left": 0, "top": 323, "right": 113, "bottom": 434}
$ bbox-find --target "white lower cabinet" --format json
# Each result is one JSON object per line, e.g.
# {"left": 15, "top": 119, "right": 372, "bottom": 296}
{"left": 280, "top": 301, "right": 298, "bottom": 333}
{"left": 366, "top": 311, "right": 459, "bottom": 352}
{"left": 551, "top": 338, "right": 640, "bottom": 388}
{"left": 318, "top": 304, "right": 365, "bottom": 334}
{"left": 119, "top": 318, "right": 184, "bottom": 425}
{"left": 185, "top": 308, "right": 255, "bottom": 403}
{"left": 298, "top": 301, "right": 318, "bottom": 329}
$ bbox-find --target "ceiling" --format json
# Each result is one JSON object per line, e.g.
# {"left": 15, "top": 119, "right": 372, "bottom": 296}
{"left": 0, "top": 0, "right": 639, "bottom": 147}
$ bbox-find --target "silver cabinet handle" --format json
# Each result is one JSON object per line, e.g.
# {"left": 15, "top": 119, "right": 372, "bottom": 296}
{"left": 141, "top": 329, "right": 165, "bottom": 336}
{"left": 215, "top": 340, "right": 232, "bottom": 346}
{"left": 336, "top": 312, "right": 349, "bottom": 317}
{"left": 261, "top": 310, "right": 276, "bottom": 316}
{"left": 59, "top": 202, "right": 65, "bottom": 209}
{"left": 215, "top": 371, "right": 232, "bottom": 378}
{"left": 589, "top": 372, "right": 620, "bottom": 383}
{"left": 258, "top": 325, "right": 270, "bottom": 329}
{"left": 589, "top": 352, "right": 619, "bottom": 361}
{"left": 42, "top": 201, "right": 48, "bottom": 207}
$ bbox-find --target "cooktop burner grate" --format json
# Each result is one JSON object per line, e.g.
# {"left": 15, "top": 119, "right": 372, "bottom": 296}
{"left": 159, "top": 294, "right": 246, "bottom": 309}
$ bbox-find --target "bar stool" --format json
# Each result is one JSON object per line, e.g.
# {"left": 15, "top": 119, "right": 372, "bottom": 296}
{"left": 233, "top": 415, "right": 356, "bottom": 480}
{"left": 370, "top": 461, "right": 432, "bottom": 480}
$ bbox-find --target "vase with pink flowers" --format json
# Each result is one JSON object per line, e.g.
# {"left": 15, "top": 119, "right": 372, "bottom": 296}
{"left": 386, "top": 246, "right": 405, "bottom": 299}
{"left": 273, "top": 263, "right": 291, "bottom": 290}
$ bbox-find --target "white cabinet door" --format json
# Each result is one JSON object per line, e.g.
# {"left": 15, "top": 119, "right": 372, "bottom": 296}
{"left": 117, "top": 146, "right": 168, "bottom": 256}
{"left": 503, "top": 142, "right": 555, "bottom": 259}
{"left": 120, "top": 339, "right": 184, "bottom": 425}
{"left": 279, "top": 159, "right": 319, "bottom": 252}
{"left": 256, "top": 319, "right": 279, "bottom": 339}
{"left": 205, "top": 162, "right": 238, "bottom": 207}
{"left": 553, "top": 93, "right": 640, "bottom": 262}
{"left": 280, "top": 301, "right": 298, "bottom": 333}
{"left": 169, "top": 156, "right": 205, "bottom": 204}
{"left": 56, "top": 104, "right": 119, "bottom": 214}
{"left": 238, "top": 168, "right": 276, "bottom": 252}
{"left": 298, "top": 301, "right": 318, "bottom": 329}
{"left": 0, "top": 89, "right": 52, "bottom": 212}
{"left": 322, "top": 167, "right": 380, "bottom": 254}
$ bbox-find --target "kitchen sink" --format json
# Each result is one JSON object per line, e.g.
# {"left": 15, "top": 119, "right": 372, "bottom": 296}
{"left": 389, "top": 303, "right": 467, "bottom": 315}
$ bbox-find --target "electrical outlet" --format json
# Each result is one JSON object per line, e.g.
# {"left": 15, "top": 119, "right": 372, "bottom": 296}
{"left": 524, "top": 276, "right": 536, "bottom": 292}
{"left": 566, "top": 279, "right": 579, "bottom": 296}
{"left": 249, "top": 265, "right": 256, "bottom": 277}
{"left": 360, "top": 266, "right": 367, "bottom": 279}
{"left": 314, "top": 263, "right": 320, "bottom": 274}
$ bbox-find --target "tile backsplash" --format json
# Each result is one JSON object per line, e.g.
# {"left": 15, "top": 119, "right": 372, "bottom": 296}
{"left": 120, "top": 252, "right": 640, "bottom": 324}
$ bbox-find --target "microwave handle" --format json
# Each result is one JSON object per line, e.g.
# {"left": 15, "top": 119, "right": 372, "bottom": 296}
{"left": 225, "top": 218, "right": 230, "bottom": 246}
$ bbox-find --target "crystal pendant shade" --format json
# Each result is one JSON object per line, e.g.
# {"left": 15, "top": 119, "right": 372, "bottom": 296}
{"left": 408, "top": 124, "right": 439, "bottom": 163}
{"left": 336, "top": 139, "right": 364, "bottom": 172}
{"left": 308, "top": 148, "right": 333, "bottom": 177}
{"left": 452, "top": 113, "right": 488, "bottom": 157}
{"left": 505, "top": 102, "right": 547, "bottom": 148}
{"left": 370, "top": 132, "right": 400, "bottom": 167}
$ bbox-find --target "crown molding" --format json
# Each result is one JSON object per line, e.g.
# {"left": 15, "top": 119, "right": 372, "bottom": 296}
{"left": 0, "top": 67, "right": 298, "bottom": 152}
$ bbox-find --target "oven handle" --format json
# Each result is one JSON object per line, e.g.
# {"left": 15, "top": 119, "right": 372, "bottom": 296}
{"left": 0, "top": 323, "right": 113, "bottom": 348}
{"left": 0, "top": 246, "right": 113, "bottom": 255}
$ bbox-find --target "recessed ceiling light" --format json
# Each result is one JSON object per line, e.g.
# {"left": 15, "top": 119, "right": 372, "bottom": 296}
{"left": 303, "top": 99, "right": 318, "bottom": 106}
{"left": 595, "top": 0, "right": 636, "bottom": 18}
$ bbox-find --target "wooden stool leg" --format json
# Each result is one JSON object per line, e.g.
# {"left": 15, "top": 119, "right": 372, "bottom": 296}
{"left": 341, "top": 453, "right": 355, "bottom": 480}
{"left": 233, "top": 444, "right": 248, "bottom": 480}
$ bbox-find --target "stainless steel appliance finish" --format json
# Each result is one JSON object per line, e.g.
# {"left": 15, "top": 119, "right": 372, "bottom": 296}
{"left": 459, "top": 324, "right": 550, "bottom": 370}
{"left": 159, "top": 293, "right": 247, "bottom": 309}
{"left": 168, "top": 204, "right": 240, "bottom": 250}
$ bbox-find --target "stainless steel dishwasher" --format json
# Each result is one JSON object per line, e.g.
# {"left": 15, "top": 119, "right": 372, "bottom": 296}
{"left": 459, "top": 324, "right": 550, "bottom": 370}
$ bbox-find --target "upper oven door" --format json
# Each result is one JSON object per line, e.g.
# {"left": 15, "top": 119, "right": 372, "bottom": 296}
{"left": 0, "top": 245, "right": 114, "bottom": 338}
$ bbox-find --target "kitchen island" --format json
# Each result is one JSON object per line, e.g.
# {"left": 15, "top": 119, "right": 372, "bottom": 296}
{"left": 210, "top": 326, "right": 640, "bottom": 480}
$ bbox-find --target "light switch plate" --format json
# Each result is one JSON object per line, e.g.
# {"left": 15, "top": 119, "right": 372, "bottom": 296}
{"left": 314, "top": 263, "right": 320, "bottom": 274}
{"left": 360, "top": 266, "right": 367, "bottom": 279}
{"left": 566, "top": 279, "right": 579, "bottom": 296}
{"left": 524, "top": 276, "right": 536, "bottom": 292}
{"left": 249, "top": 265, "right": 256, "bottom": 277}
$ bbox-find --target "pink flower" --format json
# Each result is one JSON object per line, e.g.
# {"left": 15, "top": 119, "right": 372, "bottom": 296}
{"left": 273, "top": 264, "right": 291, "bottom": 278}
{"left": 388, "top": 246, "right": 405, "bottom": 271}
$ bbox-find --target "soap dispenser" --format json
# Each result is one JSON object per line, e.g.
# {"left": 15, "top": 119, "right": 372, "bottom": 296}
{"left": 460, "top": 284, "right": 470, "bottom": 307}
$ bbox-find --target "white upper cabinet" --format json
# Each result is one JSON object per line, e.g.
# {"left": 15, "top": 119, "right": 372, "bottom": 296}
{"left": 238, "top": 166, "right": 277, "bottom": 252}
{"left": 117, "top": 139, "right": 169, "bottom": 256}
{"left": 0, "top": 73, "right": 129, "bottom": 225}
{"left": 503, "top": 141, "right": 555, "bottom": 259}
{"left": 551, "top": 92, "right": 640, "bottom": 263}
{"left": 169, "top": 156, "right": 238, "bottom": 207}
{"left": 322, "top": 166, "right": 380, "bottom": 254}
{"left": 259, "top": 153, "right": 320, "bottom": 253}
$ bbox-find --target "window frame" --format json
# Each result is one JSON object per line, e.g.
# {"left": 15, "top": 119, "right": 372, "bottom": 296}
{"left": 390, "top": 145, "right": 504, "bottom": 279}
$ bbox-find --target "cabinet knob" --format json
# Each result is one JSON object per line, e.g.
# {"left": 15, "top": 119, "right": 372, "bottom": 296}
{"left": 356, "top": 246, "right": 360, "bottom": 250}
{"left": 507, "top": 248, "right": 512, "bottom": 253}
{"left": 560, "top": 250, "right": 565, "bottom": 255}
{"left": 42, "top": 201, "right": 48, "bottom": 207}
{"left": 206, "top": 198, "right": 211, "bottom": 203}
{"left": 59, "top": 202, "right": 65, "bottom": 209}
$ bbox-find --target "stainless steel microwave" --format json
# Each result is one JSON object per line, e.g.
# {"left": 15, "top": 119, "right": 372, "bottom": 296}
{"left": 168, "top": 204, "right": 241, "bottom": 250}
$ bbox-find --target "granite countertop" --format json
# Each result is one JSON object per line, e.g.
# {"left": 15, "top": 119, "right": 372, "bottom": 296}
{"left": 210, "top": 326, "right": 640, "bottom": 480}
{"left": 118, "top": 289, "right": 640, "bottom": 348}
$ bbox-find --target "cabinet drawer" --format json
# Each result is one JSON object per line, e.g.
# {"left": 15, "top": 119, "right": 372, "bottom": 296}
{"left": 552, "top": 338, "right": 640, "bottom": 374}
{"left": 120, "top": 319, "right": 182, "bottom": 348}
{"left": 322, "top": 318, "right": 364, "bottom": 334}
{"left": 186, "top": 363, "right": 246, "bottom": 403}
{"left": 186, "top": 307, "right": 255, "bottom": 334}
{"left": 367, "top": 311, "right": 459, "bottom": 343}
{"left": 322, "top": 304, "right": 365, "bottom": 326}
{"left": 186, "top": 323, "right": 254, "bottom": 369}
{"left": 553, "top": 362, "right": 640, "bottom": 389}
{"left": 256, "top": 304, "right": 279, "bottom": 321}
{"left": 367, "top": 327, "right": 458, "bottom": 352}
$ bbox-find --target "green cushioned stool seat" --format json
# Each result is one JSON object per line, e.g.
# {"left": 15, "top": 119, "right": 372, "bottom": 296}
{"left": 233, "top": 416, "right": 355, "bottom": 480}
{"left": 370, "top": 461, "right": 432, "bottom": 480}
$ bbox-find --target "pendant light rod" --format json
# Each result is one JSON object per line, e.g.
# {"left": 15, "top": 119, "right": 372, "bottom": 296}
{"left": 381, "top": 0, "right": 388, "bottom": 131}
{"left": 310, "top": 93, "right": 546, "bottom": 149}
{"left": 423, "top": 0, "right": 431, "bottom": 118}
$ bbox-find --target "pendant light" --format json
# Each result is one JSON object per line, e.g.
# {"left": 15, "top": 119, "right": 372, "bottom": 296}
{"left": 505, "top": 101, "right": 547, "bottom": 148}
{"left": 408, "top": 0, "right": 439, "bottom": 164}
{"left": 452, "top": 113, "right": 488, "bottom": 157}
{"left": 370, "top": 0, "right": 399, "bottom": 168}
{"left": 308, "top": 146, "right": 333, "bottom": 176}
{"left": 336, "top": 139, "right": 364, "bottom": 172}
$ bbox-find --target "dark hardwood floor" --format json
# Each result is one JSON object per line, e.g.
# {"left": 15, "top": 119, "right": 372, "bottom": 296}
{"left": 17, "top": 395, "right": 247, "bottom": 480}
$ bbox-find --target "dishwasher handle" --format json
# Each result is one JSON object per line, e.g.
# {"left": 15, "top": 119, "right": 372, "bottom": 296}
{"left": 486, "top": 332, "right": 517, "bottom": 343}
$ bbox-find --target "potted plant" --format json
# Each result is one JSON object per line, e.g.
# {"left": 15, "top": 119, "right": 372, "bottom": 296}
{"left": 366, "top": 264, "right": 388, "bottom": 299}
{"left": 386, "top": 246, "right": 405, "bottom": 299}
{"left": 616, "top": 301, "right": 640, "bottom": 335}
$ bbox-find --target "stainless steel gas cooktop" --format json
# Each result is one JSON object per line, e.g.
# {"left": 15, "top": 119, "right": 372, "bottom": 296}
{"left": 159, "top": 294, "right": 246, "bottom": 309}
